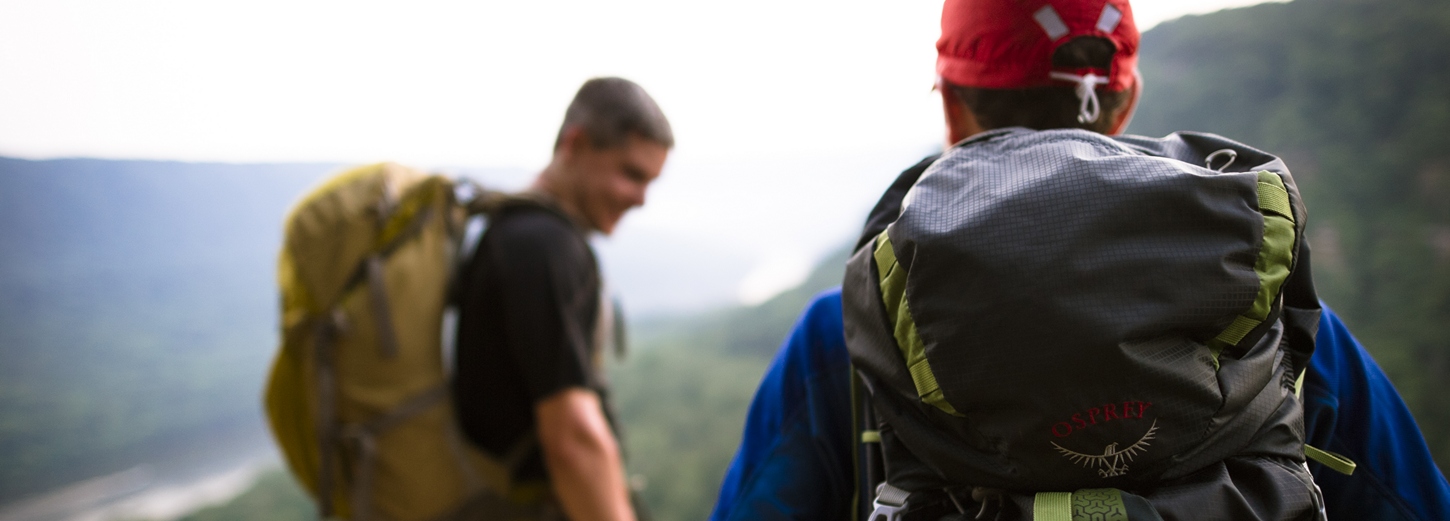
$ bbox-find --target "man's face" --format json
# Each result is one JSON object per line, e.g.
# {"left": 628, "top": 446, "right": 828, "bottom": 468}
{"left": 567, "top": 133, "right": 668, "bottom": 235}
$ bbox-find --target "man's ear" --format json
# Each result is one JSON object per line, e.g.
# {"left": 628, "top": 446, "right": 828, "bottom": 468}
{"left": 940, "top": 85, "right": 984, "bottom": 147}
{"left": 556, "top": 125, "right": 590, "bottom": 160}
{"left": 1108, "top": 70, "right": 1142, "bottom": 136}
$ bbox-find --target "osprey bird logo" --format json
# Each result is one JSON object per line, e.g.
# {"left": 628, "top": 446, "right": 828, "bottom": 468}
{"left": 1051, "top": 420, "right": 1159, "bottom": 477}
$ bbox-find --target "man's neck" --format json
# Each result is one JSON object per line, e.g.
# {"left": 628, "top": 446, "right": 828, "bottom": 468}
{"left": 531, "top": 165, "right": 592, "bottom": 232}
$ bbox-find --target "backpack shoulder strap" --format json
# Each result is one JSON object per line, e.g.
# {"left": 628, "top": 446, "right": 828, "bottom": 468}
{"left": 444, "top": 182, "right": 581, "bottom": 310}
{"left": 459, "top": 182, "right": 576, "bottom": 225}
{"left": 852, "top": 364, "right": 885, "bottom": 521}
{"left": 857, "top": 154, "right": 939, "bottom": 251}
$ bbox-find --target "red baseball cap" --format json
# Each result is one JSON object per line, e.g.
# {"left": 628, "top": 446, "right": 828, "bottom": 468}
{"left": 936, "top": 0, "right": 1139, "bottom": 92}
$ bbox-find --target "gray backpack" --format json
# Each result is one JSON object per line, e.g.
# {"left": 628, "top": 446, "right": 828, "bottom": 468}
{"left": 845, "top": 129, "right": 1345, "bottom": 521}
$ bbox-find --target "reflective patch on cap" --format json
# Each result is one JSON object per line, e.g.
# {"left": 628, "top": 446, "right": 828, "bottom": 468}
{"left": 1034, "top": 5, "right": 1070, "bottom": 40}
{"left": 1096, "top": 4, "right": 1124, "bottom": 33}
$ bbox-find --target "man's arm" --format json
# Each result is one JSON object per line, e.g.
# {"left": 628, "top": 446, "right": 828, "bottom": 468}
{"left": 710, "top": 289, "right": 854, "bottom": 521}
{"left": 537, "top": 387, "right": 635, "bottom": 521}
{"left": 1303, "top": 304, "right": 1450, "bottom": 521}
{"left": 479, "top": 210, "right": 632, "bottom": 520}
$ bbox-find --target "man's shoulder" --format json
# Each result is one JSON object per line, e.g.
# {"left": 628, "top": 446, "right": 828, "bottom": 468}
{"left": 801, "top": 288, "right": 844, "bottom": 329}
{"left": 475, "top": 205, "right": 595, "bottom": 278}
{"left": 790, "top": 287, "right": 849, "bottom": 374}
{"left": 487, "top": 205, "right": 589, "bottom": 252}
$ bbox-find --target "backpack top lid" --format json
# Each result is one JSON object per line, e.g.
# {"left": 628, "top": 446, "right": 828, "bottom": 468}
{"left": 843, "top": 128, "right": 1317, "bottom": 491}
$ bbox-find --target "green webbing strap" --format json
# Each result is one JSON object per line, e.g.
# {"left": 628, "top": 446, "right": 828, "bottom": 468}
{"left": 1295, "top": 369, "right": 1307, "bottom": 399}
{"left": 1034, "top": 492, "right": 1073, "bottom": 521}
{"left": 873, "top": 232, "right": 962, "bottom": 417}
{"left": 861, "top": 430, "right": 881, "bottom": 443}
{"left": 1306, "top": 444, "right": 1358, "bottom": 475}
{"left": 1294, "top": 371, "right": 1358, "bottom": 475}
{"left": 1207, "top": 171, "right": 1297, "bottom": 369}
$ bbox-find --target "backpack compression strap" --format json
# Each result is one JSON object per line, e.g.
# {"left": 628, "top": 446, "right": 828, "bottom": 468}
{"left": 1294, "top": 370, "right": 1358, "bottom": 476}
{"left": 1205, "top": 171, "right": 1297, "bottom": 369}
{"left": 868, "top": 483, "right": 1158, "bottom": 521}
{"left": 872, "top": 232, "right": 962, "bottom": 417}
{"left": 1031, "top": 488, "right": 1162, "bottom": 521}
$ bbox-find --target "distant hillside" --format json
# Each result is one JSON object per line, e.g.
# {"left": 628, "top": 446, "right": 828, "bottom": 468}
{"left": 633, "top": 242, "right": 851, "bottom": 357}
{"left": 0, "top": 157, "right": 334, "bottom": 502}
{"left": 1131, "top": 0, "right": 1450, "bottom": 470}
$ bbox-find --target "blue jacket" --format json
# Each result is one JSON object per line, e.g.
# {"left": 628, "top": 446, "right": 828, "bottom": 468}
{"left": 710, "top": 288, "right": 1450, "bottom": 521}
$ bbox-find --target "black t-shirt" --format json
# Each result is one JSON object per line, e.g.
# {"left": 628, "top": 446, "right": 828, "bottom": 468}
{"left": 452, "top": 203, "right": 603, "bottom": 480}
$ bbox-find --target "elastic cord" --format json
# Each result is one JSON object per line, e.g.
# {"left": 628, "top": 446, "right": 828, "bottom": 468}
{"left": 1049, "top": 72, "right": 1110, "bottom": 123}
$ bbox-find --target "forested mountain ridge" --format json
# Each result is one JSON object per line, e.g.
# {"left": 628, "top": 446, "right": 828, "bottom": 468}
{"left": 1130, "top": 0, "right": 1450, "bottom": 471}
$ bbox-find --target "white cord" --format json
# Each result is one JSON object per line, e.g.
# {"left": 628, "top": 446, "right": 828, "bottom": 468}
{"left": 1050, "top": 71, "right": 1110, "bottom": 124}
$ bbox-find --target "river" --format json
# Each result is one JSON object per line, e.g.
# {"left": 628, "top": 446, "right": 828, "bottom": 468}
{"left": 0, "top": 422, "right": 281, "bottom": 521}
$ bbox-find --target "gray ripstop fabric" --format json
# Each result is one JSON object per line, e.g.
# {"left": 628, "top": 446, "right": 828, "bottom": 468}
{"left": 844, "top": 128, "right": 1321, "bottom": 514}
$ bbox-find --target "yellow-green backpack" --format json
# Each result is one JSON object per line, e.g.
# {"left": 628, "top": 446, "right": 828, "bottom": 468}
{"left": 264, "top": 163, "right": 553, "bottom": 521}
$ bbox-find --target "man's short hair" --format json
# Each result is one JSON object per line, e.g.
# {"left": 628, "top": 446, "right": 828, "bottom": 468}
{"left": 947, "top": 37, "right": 1132, "bottom": 133}
{"left": 553, "top": 77, "right": 674, "bottom": 151}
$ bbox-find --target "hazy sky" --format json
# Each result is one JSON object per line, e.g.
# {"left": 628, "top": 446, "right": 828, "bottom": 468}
{"left": 0, "top": 0, "right": 1285, "bottom": 311}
